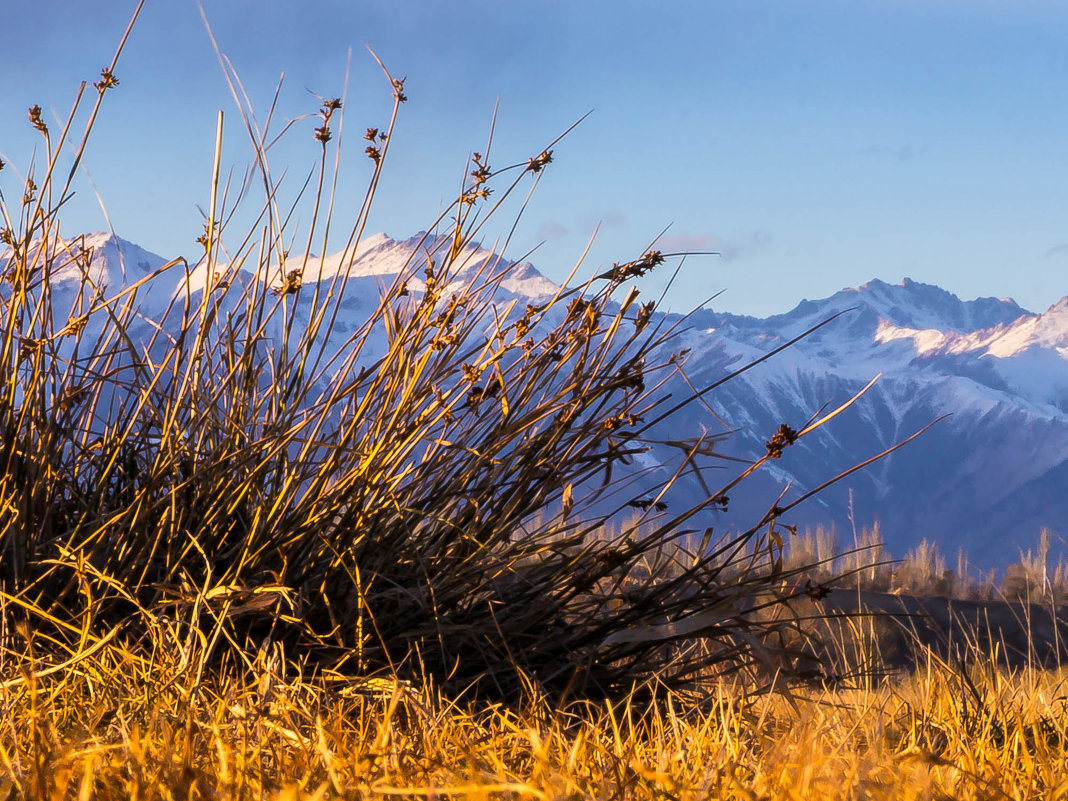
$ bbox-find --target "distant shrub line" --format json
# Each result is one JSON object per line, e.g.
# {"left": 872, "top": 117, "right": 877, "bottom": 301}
{"left": 784, "top": 525, "right": 1068, "bottom": 603}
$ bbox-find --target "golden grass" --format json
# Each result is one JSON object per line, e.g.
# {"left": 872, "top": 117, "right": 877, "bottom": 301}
{"left": 3, "top": 633, "right": 1068, "bottom": 800}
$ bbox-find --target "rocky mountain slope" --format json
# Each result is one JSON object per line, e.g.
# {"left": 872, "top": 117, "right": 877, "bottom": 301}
{"left": 24, "top": 231, "right": 1068, "bottom": 567}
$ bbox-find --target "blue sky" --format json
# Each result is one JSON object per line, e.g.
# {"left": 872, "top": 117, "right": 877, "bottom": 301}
{"left": 3, "top": 1, "right": 1068, "bottom": 316}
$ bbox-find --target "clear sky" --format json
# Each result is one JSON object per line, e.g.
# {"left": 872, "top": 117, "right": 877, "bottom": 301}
{"left": 3, "top": 1, "right": 1068, "bottom": 317}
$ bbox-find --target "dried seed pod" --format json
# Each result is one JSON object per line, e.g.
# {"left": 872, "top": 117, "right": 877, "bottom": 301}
{"left": 94, "top": 67, "right": 119, "bottom": 92}
{"left": 765, "top": 423, "right": 799, "bottom": 458}
{"left": 28, "top": 104, "right": 47, "bottom": 134}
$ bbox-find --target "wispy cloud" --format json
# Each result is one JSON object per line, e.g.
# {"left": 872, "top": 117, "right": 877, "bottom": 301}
{"left": 655, "top": 229, "right": 772, "bottom": 263}
{"left": 534, "top": 213, "right": 627, "bottom": 242}
{"left": 577, "top": 212, "right": 627, "bottom": 230}
{"left": 536, "top": 221, "right": 569, "bottom": 241}
{"left": 656, "top": 232, "right": 722, "bottom": 253}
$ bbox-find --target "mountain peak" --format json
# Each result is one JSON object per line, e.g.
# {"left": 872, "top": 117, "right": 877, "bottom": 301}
{"left": 768, "top": 276, "right": 1027, "bottom": 337}
{"left": 0, "top": 231, "right": 168, "bottom": 289}
{"left": 347, "top": 232, "right": 559, "bottom": 299}
{"left": 14, "top": 230, "right": 1068, "bottom": 566}
{"left": 186, "top": 231, "right": 560, "bottom": 302}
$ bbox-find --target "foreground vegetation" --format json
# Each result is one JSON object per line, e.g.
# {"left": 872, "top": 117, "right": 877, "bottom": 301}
{"left": 0, "top": 2, "right": 915, "bottom": 705}
{"left": 3, "top": 630, "right": 1068, "bottom": 800}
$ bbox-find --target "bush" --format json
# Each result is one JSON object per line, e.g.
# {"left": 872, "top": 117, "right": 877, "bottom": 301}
{"left": 0, "top": 13, "right": 887, "bottom": 702}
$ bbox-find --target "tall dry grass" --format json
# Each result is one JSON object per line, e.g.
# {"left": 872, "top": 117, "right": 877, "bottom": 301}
{"left": 3, "top": 620, "right": 1068, "bottom": 800}
{"left": 785, "top": 525, "right": 1068, "bottom": 603}
{"left": 0, "top": 4, "right": 917, "bottom": 705}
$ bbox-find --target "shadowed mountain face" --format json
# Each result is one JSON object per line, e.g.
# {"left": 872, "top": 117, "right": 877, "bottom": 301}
{"left": 33, "top": 232, "right": 1068, "bottom": 568}
{"left": 659, "top": 278, "right": 1068, "bottom": 568}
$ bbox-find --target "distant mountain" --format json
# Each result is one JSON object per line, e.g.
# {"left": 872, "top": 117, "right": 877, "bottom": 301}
{"left": 296, "top": 231, "right": 560, "bottom": 300}
{"left": 46, "top": 230, "right": 170, "bottom": 290}
{"left": 17, "top": 231, "right": 1068, "bottom": 568}
{"left": 173, "top": 231, "right": 559, "bottom": 302}
{"left": 673, "top": 278, "right": 1068, "bottom": 567}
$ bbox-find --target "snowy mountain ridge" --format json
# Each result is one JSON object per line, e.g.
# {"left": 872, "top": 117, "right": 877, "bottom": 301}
{"left": 11, "top": 231, "right": 1068, "bottom": 567}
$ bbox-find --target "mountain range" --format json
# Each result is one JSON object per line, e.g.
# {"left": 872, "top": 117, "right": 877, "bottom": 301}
{"left": 34, "top": 231, "right": 1068, "bottom": 568}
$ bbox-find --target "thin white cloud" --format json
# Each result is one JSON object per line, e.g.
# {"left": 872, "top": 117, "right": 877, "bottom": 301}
{"left": 656, "top": 232, "right": 723, "bottom": 253}
{"left": 655, "top": 229, "right": 772, "bottom": 263}
{"left": 536, "top": 221, "right": 569, "bottom": 241}
{"left": 577, "top": 212, "right": 627, "bottom": 230}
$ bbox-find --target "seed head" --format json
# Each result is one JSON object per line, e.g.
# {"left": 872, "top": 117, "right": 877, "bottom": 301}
{"left": 315, "top": 125, "right": 332, "bottom": 144}
{"left": 57, "top": 385, "right": 88, "bottom": 414}
{"left": 28, "top": 105, "right": 47, "bottom": 135}
{"left": 803, "top": 579, "right": 830, "bottom": 600}
{"left": 616, "top": 358, "right": 645, "bottom": 393}
{"left": 18, "top": 336, "right": 45, "bottom": 362}
{"left": 634, "top": 301, "right": 655, "bottom": 332}
{"left": 601, "top": 250, "right": 665, "bottom": 283}
{"left": 273, "top": 269, "right": 303, "bottom": 295}
{"left": 627, "top": 498, "right": 668, "bottom": 512}
{"left": 196, "top": 220, "right": 220, "bottom": 251}
{"left": 430, "top": 331, "right": 458, "bottom": 351}
{"left": 526, "top": 149, "right": 553, "bottom": 173}
{"left": 94, "top": 68, "right": 119, "bottom": 93}
{"left": 470, "top": 162, "right": 491, "bottom": 185}
{"left": 765, "top": 423, "right": 799, "bottom": 458}
{"left": 62, "top": 315, "right": 89, "bottom": 337}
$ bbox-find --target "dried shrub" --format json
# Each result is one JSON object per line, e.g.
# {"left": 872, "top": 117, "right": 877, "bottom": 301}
{"left": 0, "top": 8, "right": 909, "bottom": 704}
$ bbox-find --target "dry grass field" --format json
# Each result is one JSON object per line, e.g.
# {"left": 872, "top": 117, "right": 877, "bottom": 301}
{"left": 3, "top": 622, "right": 1068, "bottom": 800}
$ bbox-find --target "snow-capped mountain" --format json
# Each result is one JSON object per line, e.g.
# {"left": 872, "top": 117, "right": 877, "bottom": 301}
{"left": 40, "top": 230, "right": 169, "bottom": 290}
{"left": 297, "top": 231, "right": 559, "bottom": 299}
{"left": 673, "top": 278, "right": 1068, "bottom": 567}
{"left": 0, "top": 231, "right": 177, "bottom": 337}
{"left": 175, "top": 231, "right": 559, "bottom": 302}
{"left": 14, "top": 231, "right": 1068, "bottom": 567}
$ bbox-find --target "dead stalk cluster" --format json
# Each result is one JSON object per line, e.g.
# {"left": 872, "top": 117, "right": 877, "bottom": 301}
{"left": 0, "top": 5, "right": 891, "bottom": 711}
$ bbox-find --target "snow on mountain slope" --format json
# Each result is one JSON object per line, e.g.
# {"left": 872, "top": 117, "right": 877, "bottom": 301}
{"left": 229, "top": 231, "right": 560, "bottom": 300}
{"left": 0, "top": 231, "right": 168, "bottom": 290}
{"left": 66, "top": 231, "right": 168, "bottom": 287}
{"left": 18, "top": 232, "right": 1068, "bottom": 567}
{"left": 171, "top": 231, "right": 559, "bottom": 307}
{"left": 664, "top": 279, "right": 1068, "bottom": 567}
{"left": 1, "top": 231, "right": 178, "bottom": 327}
